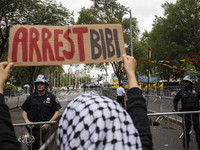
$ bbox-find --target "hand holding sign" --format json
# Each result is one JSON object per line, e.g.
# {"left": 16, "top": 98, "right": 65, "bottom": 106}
{"left": 8, "top": 24, "right": 126, "bottom": 66}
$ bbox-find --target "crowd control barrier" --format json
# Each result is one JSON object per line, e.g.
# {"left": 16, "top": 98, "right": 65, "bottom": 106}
{"left": 12, "top": 111, "right": 200, "bottom": 150}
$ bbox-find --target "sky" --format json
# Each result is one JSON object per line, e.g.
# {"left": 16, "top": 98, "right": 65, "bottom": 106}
{"left": 58, "top": 0, "right": 177, "bottom": 82}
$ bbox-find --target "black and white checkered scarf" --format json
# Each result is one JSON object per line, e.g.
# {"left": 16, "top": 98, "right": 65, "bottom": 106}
{"left": 57, "top": 93, "right": 142, "bottom": 150}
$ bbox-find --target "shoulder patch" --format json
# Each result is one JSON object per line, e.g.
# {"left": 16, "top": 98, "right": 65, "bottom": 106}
{"left": 54, "top": 97, "right": 59, "bottom": 104}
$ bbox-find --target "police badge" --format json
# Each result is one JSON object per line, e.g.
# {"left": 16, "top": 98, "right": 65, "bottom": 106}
{"left": 46, "top": 97, "right": 50, "bottom": 103}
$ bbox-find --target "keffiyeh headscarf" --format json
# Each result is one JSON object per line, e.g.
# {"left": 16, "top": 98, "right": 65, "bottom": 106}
{"left": 57, "top": 93, "right": 142, "bottom": 150}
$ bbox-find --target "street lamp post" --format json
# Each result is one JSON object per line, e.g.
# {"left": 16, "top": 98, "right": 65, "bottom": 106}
{"left": 97, "top": 1, "right": 133, "bottom": 56}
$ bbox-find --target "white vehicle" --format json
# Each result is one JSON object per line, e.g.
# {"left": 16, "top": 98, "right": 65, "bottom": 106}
{"left": 60, "top": 87, "right": 68, "bottom": 91}
{"left": 68, "top": 85, "right": 74, "bottom": 90}
{"left": 60, "top": 85, "right": 75, "bottom": 90}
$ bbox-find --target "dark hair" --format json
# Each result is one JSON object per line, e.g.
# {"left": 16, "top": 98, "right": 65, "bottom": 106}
{"left": 119, "top": 83, "right": 124, "bottom": 86}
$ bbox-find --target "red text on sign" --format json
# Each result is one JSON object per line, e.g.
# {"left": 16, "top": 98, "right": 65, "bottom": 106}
{"left": 12, "top": 27, "right": 88, "bottom": 62}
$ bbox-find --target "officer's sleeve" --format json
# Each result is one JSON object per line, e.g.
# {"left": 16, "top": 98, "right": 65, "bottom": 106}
{"left": 20, "top": 96, "right": 31, "bottom": 111}
{"left": 173, "top": 90, "right": 181, "bottom": 111}
{"left": 196, "top": 88, "right": 200, "bottom": 99}
{"left": 52, "top": 97, "right": 61, "bottom": 111}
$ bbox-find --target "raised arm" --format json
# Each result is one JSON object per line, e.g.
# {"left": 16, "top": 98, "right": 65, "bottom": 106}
{"left": 0, "top": 62, "right": 22, "bottom": 150}
{"left": 121, "top": 55, "right": 154, "bottom": 150}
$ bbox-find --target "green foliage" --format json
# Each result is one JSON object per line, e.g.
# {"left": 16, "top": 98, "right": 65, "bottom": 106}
{"left": 1, "top": 0, "right": 74, "bottom": 93}
{"left": 149, "top": 0, "right": 200, "bottom": 81}
{"left": 21, "top": 0, "right": 74, "bottom": 26}
{"left": 77, "top": 0, "right": 140, "bottom": 84}
{"left": 0, "top": 0, "right": 23, "bottom": 58}
{"left": 3, "top": 84, "right": 17, "bottom": 91}
{"left": 134, "top": 31, "right": 149, "bottom": 76}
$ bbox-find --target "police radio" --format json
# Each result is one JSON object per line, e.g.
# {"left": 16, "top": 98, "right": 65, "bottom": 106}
{"left": 37, "top": 104, "right": 42, "bottom": 111}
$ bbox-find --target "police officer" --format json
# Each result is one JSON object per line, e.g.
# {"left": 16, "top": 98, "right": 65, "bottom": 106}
{"left": 21, "top": 74, "right": 61, "bottom": 150}
{"left": 173, "top": 75, "right": 200, "bottom": 150}
{"left": 117, "top": 83, "right": 127, "bottom": 108}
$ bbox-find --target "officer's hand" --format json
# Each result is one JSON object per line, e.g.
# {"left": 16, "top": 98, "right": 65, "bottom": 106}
{"left": 41, "top": 124, "right": 49, "bottom": 131}
{"left": 26, "top": 121, "right": 35, "bottom": 129}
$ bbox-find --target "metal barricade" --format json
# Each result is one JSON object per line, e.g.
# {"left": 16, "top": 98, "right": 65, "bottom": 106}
{"left": 4, "top": 93, "right": 28, "bottom": 109}
{"left": 102, "top": 88, "right": 117, "bottom": 100}
{"left": 39, "top": 131, "right": 57, "bottom": 150}
{"left": 161, "top": 96, "right": 174, "bottom": 109}
{"left": 11, "top": 90, "right": 200, "bottom": 150}
{"left": 13, "top": 121, "right": 57, "bottom": 150}
{"left": 148, "top": 111, "right": 200, "bottom": 150}
{"left": 19, "top": 111, "right": 200, "bottom": 150}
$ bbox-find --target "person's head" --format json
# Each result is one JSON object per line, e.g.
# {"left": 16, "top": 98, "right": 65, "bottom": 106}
{"left": 36, "top": 82, "right": 46, "bottom": 92}
{"left": 183, "top": 75, "right": 194, "bottom": 89}
{"left": 57, "top": 93, "right": 142, "bottom": 150}
{"left": 119, "top": 83, "right": 123, "bottom": 87}
{"left": 34, "top": 74, "right": 49, "bottom": 92}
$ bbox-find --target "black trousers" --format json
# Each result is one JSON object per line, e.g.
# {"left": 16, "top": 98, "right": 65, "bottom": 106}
{"left": 26, "top": 126, "right": 48, "bottom": 150}
{"left": 117, "top": 96, "right": 125, "bottom": 108}
{"left": 182, "top": 114, "right": 200, "bottom": 149}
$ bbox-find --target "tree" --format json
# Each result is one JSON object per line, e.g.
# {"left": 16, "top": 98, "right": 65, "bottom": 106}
{"left": 0, "top": 0, "right": 28, "bottom": 60}
{"left": 77, "top": 0, "right": 140, "bottom": 84}
{"left": 162, "top": 0, "right": 200, "bottom": 70}
{"left": 134, "top": 30, "right": 150, "bottom": 76}
{"left": 149, "top": 0, "right": 200, "bottom": 82}
{"left": 1, "top": 0, "right": 74, "bottom": 93}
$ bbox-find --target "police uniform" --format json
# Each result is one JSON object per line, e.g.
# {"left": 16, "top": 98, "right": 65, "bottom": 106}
{"left": 21, "top": 91, "right": 61, "bottom": 150}
{"left": 173, "top": 87, "right": 200, "bottom": 149}
{"left": 117, "top": 86, "right": 126, "bottom": 108}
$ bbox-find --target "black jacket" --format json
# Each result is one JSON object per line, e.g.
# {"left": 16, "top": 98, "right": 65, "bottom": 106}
{"left": 173, "top": 87, "right": 200, "bottom": 111}
{"left": 126, "top": 88, "right": 153, "bottom": 150}
{"left": 0, "top": 94, "right": 22, "bottom": 150}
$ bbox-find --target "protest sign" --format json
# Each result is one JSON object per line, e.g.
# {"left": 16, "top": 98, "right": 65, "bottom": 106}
{"left": 8, "top": 24, "right": 126, "bottom": 66}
